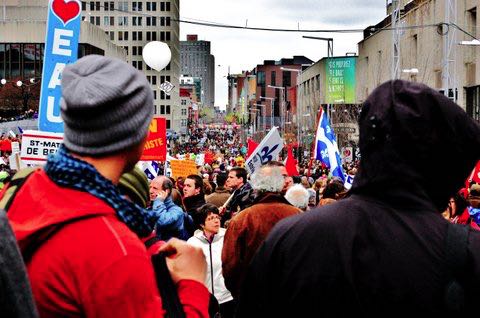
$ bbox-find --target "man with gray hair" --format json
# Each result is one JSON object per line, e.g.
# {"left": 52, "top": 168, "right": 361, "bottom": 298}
{"left": 222, "top": 161, "right": 301, "bottom": 298}
{"left": 285, "top": 184, "right": 310, "bottom": 211}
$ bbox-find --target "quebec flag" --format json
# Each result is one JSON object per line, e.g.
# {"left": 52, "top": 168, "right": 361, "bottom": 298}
{"left": 314, "top": 108, "right": 345, "bottom": 182}
{"left": 138, "top": 161, "right": 160, "bottom": 180}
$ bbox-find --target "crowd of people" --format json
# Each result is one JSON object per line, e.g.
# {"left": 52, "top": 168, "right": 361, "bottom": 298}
{"left": 1, "top": 56, "right": 480, "bottom": 318}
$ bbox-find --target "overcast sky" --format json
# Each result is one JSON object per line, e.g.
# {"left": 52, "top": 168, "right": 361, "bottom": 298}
{"left": 180, "top": 0, "right": 387, "bottom": 109}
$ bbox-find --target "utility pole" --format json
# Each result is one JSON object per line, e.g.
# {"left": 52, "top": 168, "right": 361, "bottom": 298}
{"left": 391, "top": 0, "right": 401, "bottom": 79}
{"left": 442, "top": 0, "right": 457, "bottom": 100}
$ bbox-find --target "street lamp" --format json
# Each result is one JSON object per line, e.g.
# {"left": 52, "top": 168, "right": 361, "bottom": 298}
{"left": 253, "top": 103, "right": 266, "bottom": 132}
{"left": 280, "top": 67, "right": 303, "bottom": 150}
{"left": 459, "top": 39, "right": 480, "bottom": 46}
{"left": 268, "top": 84, "right": 286, "bottom": 135}
{"left": 260, "top": 96, "right": 274, "bottom": 130}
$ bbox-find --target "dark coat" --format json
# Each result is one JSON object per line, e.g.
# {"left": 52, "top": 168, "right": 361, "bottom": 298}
{"left": 222, "top": 192, "right": 300, "bottom": 298}
{"left": 0, "top": 210, "right": 38, "bottom": 317}
{"left": 205, "top": 187, "right": 231, "bottom": 208}
{"left": 237, "top": 80, "right": 480, "bottom": 317}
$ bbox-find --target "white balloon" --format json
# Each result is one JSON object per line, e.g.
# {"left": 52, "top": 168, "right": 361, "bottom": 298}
{"left": 142, "top": 41, "right": 171, "bottom": 72}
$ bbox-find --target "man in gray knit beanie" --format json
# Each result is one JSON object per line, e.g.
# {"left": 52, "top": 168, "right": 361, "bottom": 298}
{"left": 3, "top": 55, "right": 209, "bottom": 317}
{"left": 61, "top": 55, "right": 153, "bottom": 156}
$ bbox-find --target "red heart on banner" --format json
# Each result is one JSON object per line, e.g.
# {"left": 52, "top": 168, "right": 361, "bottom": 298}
{"left": 51, "top": 0, "right": 81, "bottom": 25}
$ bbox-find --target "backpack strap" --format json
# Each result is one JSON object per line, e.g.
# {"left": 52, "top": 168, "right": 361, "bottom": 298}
{"left": 444, "top": 222, "right": 470, "bottom": 312}
{"left": 151, "top": 252, "right": 186, "bottom": 318}
{"left": 0, "top": 167, "right": 38, "bottom": 212}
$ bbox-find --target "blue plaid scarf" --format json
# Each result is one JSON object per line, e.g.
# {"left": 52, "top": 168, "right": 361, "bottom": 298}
{"left": 44, "top": 146, "right": 155, "bottom": 238}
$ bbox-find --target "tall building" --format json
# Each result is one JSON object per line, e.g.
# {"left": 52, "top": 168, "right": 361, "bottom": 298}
{"left": 356, "top": 0, "right": 480, "bottom": 120}
{"left": 81, "top": 0, "right": 184, "bottom": 132}
{"left": 180, "top": 34, "right": 215, "bottom": 108}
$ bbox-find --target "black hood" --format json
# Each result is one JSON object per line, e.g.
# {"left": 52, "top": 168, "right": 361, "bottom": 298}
{"left": 350, "top": 80, "right": 480, "bottom": 211}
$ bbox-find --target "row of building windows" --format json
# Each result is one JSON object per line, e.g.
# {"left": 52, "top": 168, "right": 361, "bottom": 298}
{"left": 90, "top": 16, "right": 170, "bottom": 27}
{"left": 82, "top": 1, "right": 171, "bottom": 12}
{"left": 115, "top": 31, "right": 171, "bottom": 42}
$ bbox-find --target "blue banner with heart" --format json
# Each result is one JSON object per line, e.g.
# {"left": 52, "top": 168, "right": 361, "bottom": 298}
{"left": 38, "top": 0, "right": 81, "bottom": 132}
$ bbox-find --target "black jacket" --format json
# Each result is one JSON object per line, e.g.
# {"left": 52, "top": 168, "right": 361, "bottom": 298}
{"left": 236, "top": 80, "right": 480, "bottom": 317}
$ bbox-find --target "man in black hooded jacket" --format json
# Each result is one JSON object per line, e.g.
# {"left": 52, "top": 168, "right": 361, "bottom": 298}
{"left": 236, "top": 80, "right": 480, "bottom": 316}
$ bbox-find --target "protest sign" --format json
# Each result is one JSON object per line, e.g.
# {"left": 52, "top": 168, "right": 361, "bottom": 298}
{"left": 20, "top": 130, "right": 63, "bottom": 165}
{"left": 141, "top": 117, "right": 167, "bottom": 161}
{"left": 11, "top": 142, "right": 20, "bottom": 154}
{"left": 38, "top": 0, "right": 82, "bottom": 132}
{"left": 169, "top": 159, "right": 198, "bottom": 180}
{"left": 245, "top": 127, "right": 284, "bottom": 174}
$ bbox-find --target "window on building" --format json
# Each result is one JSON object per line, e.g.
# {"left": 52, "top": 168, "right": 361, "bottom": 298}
{"left": 137, "top": 61, "right": 143, "bottom": 70}
{"left": 466, "top": 86, "right": 480, "bottom": 121}
{"left": 146, "top": 17, "right": 157, "bottom": 26}
{"left": 104, "top": 1, "right": 109, "bottom": 10}
{"left": 133, "top": 17, "right": 143, "bottom": 26}
{"left": 132, "top": 1, "right": 143, "bottom": 11}
{"left": 82, "top": 1, "right": 87, "bottom": 10}
{"left": 152, "top": 76, "right": 157, "bottom": 85}
{"left": 95, "top": 1, "right": 100, "bottom": 11}
{"left": 160, "top": 105, "right": 165, "bottom": 114}
{"left": 153, "top": 90, "right": 157, "bottom": 100}
{"left": 166, "top": 120, "right": 171, "bottom": 129}
{"left": 166, "top": 2, "right": 170, "bottom": 11}
{"left": 147, "top": 32, "right": 157, "bottom": 41}
{"left": 95, "top": 16, "right": 100, "bottom": 25}
{"left": 118, "top": 16, "right": 128, "bottom": 26}
{"left": 257, "top": 71, "right": 265, "bottom": 85}
{"left": 90, "top": 16, "right": 95, "bottom": 24}
{"left": 468, "top": 7, "right": 477, "bottom": 37}
{"left": 160, "top": 2, "right": 165, "bottom": 11}
{"left": 90, "top": 1, "right": 94, "bottom": 10}
{"left": 181, "top": 108, "right": 187, "bottom": 115}
{"left": 166, "top": 105, "right": 171, "bottom": 114}
{"left": 109, "top": 31, "right": 114, "bottom": 41}
{"left": 103, "top": 16, "right": 109, "bottom": 26}
{"left": 123, "top": 46, "right": 128, "bottom": 55}
{"left": 117, "top": 1, "right": 128, "bottom": 11}
{"left": 282, "top": 71, "right": 291, "bottom": 87}
{"left": 181, "top": 119, "right": 187, "bottom": 127}
{"left": 271, "top": 71, "right": 276, "bottom": 86}
{"left": 166, "top": 17, "right": 171, "bottom": 26}
{"left": 166, "top": 31, "right": 171, "bottom": 41}
{"left": 147, "top": 2, "right": 157, "bottom": 11}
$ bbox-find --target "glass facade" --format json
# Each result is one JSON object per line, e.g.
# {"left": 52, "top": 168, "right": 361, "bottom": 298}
{"left": 0, "top": 43, "right": 104, "bottom": 80}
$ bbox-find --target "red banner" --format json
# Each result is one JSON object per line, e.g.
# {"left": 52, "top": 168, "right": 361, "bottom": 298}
{"left": 140, "top": 117, "right": 167, "bottom": 161}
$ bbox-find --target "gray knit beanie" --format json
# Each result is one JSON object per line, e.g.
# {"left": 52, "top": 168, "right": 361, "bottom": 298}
{"left": 60, "top": 55, "right": 153, "bottom": 156}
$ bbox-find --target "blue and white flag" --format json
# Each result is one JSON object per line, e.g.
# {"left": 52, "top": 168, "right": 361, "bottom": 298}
{"left": 138, "top": 161, "right": 160, "bottom": 180}
{"left": 314, "top": 108, "right": 345, "bottom": 182}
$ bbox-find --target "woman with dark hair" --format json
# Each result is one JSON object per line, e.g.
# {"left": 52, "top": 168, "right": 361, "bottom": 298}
{"left": 187, "top": 203, "right": 235, "bottom": 318}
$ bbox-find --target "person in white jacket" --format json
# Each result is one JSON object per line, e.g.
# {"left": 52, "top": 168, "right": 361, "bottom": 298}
{"left": 188, "top": 203, "right": 235, "bottom": 317}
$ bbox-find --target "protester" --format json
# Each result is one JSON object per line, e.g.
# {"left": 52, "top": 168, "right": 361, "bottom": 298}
{"left": 4, "top": 56, "right": 210, "bottom": 317}
{"left": 224, "top": 167, "right": 254, "bottom": 219}
{"left": 183, "top": 174, "right": 206, "bottom": 224}
{"left": 285, "top": 184, "right": 310, "bottom": 211}
{"left": 236, "top": 80, "right": 480, "bottom": 316}
{"left": 206, "top": 172, "right": 231, "bottom": 208}
{"left": 118, "top": 166, "right": 150, "bottom": 208}
{"left": 187, "top": 204, "right": 235, "bottom": 318}
{"left": 150, "top": 175, "right": 191, "bottom": 241}
{"left": 222, "top": 161, "right": 301, "bottom": 298}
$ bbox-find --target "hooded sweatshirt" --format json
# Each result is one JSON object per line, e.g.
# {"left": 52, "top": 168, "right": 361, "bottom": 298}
{"left": 236, "top": 80, "right": 480, "bottom": 317}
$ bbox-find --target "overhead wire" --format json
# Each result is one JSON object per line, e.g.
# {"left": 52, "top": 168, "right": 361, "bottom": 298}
{"left": 97, "top": 5, "right": 450, "bottom": 35}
